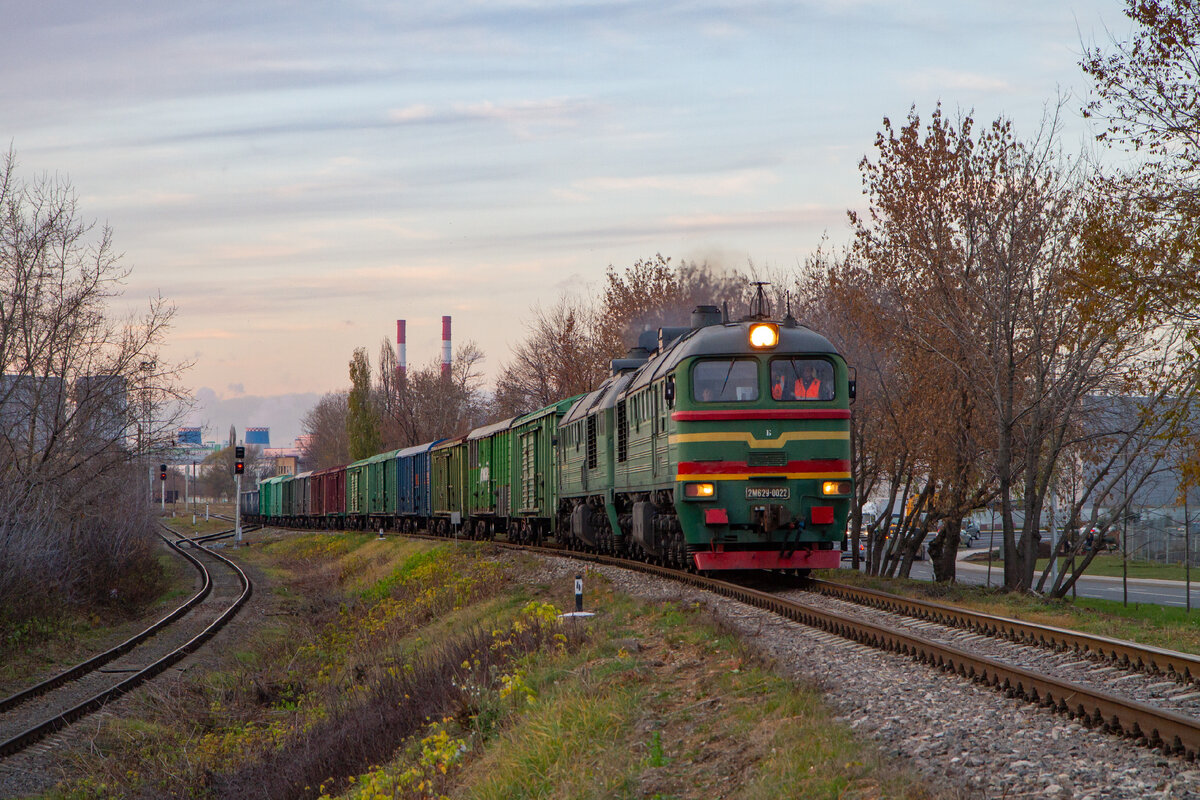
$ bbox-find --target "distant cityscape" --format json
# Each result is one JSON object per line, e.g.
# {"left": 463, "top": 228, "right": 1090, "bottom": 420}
{"left": 173, "top": 425, "right": 307, "bottom": 478}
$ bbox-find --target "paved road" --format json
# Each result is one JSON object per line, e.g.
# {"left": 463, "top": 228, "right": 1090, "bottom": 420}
{"left": 845, "top": 548, "right": 1200, "bottom": 609}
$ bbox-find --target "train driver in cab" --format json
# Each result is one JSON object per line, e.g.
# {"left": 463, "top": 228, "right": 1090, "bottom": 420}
{"left": 772, "top": 360, "right": 833, "bottom": 401}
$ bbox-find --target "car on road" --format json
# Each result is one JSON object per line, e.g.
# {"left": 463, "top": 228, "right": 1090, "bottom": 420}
{"left": 841, "top": 538, "right": 867, "bottom": 561}
{"left": 914, "top": 531, "right": 938, "bottom": 561}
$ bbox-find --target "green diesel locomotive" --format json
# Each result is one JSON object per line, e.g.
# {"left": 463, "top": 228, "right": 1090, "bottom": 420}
{"left": 556, "top": 303, "right": 852, "bottom": 572}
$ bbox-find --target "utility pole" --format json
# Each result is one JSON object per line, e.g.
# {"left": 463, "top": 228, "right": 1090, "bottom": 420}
{"left": 1187, "top": 488, "right": 1192, "bottom": 613}
{"left": 1049, "top": 485, "right": 1058, "bottom": 589}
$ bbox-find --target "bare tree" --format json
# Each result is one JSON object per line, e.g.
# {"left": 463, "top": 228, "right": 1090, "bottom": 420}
{"left": 0, "top": 149, "right": 186, "bottom": 629}
{"left": 198, "top": 444, "right": 267, "bottom": 501}
{"left": 300, "top": 391, "right": 350, "bottom": 470}
{"left": 492, "top": 295, "right": 608, "bottom": 417}
{"left": 597, "top": 254, "right": 747, "bottom": 356}
{"left": 375, "top": 337, "right": 404, "bottom": 450}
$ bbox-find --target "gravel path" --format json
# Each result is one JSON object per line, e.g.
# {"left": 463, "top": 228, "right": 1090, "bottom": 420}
{"left": 529, "top": 555, "right": 1200, "bottom": 800}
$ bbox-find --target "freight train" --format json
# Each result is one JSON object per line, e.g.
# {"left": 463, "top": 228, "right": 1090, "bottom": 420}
{"left": 242, "top": 302, "right": 854, "bottom": 572}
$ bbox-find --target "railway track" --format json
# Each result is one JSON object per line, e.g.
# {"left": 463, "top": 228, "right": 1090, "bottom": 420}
{"left": 371, "top": 529, "right": 1200, "bottom": 759}
{"left": 807, "top": 578, "right": 1200, "bottom": 681}
{"left": 0, "top": 525, "right": 252, "bottom": 760}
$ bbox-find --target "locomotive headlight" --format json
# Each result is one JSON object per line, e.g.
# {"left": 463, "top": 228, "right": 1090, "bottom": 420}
{"left": 684, "top": 482, "right": 716, "bottom": 499}
{"left": 822, "top": 480, "right": 852, "bottom": 496}
{"left": 748, "top": 322, "right": 779, "bottom": 349}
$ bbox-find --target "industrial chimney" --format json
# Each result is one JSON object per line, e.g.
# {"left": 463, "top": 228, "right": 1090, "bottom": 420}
{"left": 441, "top": 315, "right": 452, "bottom": 379}
{"left": 396, "top": 319, "right": 406, "bottom": 378}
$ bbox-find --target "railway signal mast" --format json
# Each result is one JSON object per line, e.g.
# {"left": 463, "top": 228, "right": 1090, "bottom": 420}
{"left": 234, "top": 444, "right": 245, "bottom": 545}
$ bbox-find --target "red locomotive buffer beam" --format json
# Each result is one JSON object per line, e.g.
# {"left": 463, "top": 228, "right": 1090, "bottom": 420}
{"left": 692, "top": 549, "right": 840, "bottom": 571}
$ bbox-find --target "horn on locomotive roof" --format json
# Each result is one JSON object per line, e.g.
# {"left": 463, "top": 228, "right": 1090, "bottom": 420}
{"left": 782, "top": 291, "right": 798, "bottom": 328}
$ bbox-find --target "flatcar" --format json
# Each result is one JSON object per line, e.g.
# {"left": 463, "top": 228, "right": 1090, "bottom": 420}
{"left": 244, "top": 302, "right": 852, "bottom": 572}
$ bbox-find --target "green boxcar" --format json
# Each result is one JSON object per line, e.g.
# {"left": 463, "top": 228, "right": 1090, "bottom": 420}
{"left": 431, "top": 435, "right": 468, "bottom": 534}
{"left": 257, "top": 476, "right": 271, "bottom": 518}
{"left": 346, "top": 456, "right": 371, "bottom": 528}
{"left": 263, "top": 474, "right": 286, "bottom": 520}
{"left": 280, "top": 475, "right": 295, "bottom": 521}
{"left": 507, "top": 395, "right": 582, "bottom": 543}
{"left": 466, "top": 417, "right": 516, "bottom": 537}
{"left": 366, "top": 449, "right": 401, "bottom": 526}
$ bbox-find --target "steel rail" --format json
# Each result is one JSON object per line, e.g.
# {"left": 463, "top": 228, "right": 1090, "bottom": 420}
{"left": 254, "top": 525, "right": 1200, "bottom": 757}
{"left": 0, "top": 526, "right": 252, "bottom": 758}
{"left": 808, "top": 578, "right": 1200, "bottom": 682}
{"left": 0, "top": 530, "right": 212, "bottom": 714}
{"left": 551, "top": 548, "right": 1200, "bottom": 758}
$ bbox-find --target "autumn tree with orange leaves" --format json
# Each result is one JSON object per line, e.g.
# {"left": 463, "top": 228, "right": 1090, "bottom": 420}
{"left": 840, "top": 105, "right": 1188, "bottom": 592}
{"left": 1081, "top": 0, "right": 1200, "bottom": 495}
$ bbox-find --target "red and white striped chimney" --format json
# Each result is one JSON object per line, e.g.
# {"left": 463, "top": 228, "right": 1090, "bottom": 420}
{"left": 396, "top": 319, "right": 406, "bottom": 378}
{"left": 441, "top": 315, "right": 452, "bottom": 379}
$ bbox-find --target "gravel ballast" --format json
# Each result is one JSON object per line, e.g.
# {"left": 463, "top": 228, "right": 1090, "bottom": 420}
{"left": 532, "top": 554, "right": 1200, "bottom": 800}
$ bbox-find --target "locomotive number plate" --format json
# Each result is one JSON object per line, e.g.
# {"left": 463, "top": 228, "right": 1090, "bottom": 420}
{"left": 745, "top": 487, "right": 789, "bottom": 500}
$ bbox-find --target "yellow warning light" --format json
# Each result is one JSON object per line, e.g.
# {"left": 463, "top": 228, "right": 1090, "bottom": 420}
{"left": 748, "top": 323, "right": 779, "bottom": 349}
{"left": 684, "top": 482, "right": 716, "bottom": 498}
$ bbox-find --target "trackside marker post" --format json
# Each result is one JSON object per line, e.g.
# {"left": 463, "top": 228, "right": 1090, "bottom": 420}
{"left": 559, "top": 574, "right": 594, "bottom": 620}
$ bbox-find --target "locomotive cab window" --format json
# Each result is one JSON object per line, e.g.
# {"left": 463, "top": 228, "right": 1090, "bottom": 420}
{"left": 692, "top": 359, "right": 759, "bottom": 403}
{"left": 771, "top": 358, "right": 835, "bottom": 401}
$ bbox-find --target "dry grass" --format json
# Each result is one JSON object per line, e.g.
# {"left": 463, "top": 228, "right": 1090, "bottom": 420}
{"left": 46, "top": 540, "right": 941, "bottom": 800}
{"left": 453, "top": 593, "right": 938, "bottom": 800}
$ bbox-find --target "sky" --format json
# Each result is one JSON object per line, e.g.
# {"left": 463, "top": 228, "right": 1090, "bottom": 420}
{"left": 2, "top": 0, "right": 1129, "bottom": 445}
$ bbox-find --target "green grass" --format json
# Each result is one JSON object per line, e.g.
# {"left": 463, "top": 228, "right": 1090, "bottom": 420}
{"left": 1033, "top": 554, "right": 1200, "bottom": 581}
{"left": 455, "top": 598, "right": 931, "bottom": 800}
{"left": 463, "top": 681, "right": 644, "bottom": 800}
{"left": 44, "top": 537, "right": 936, "bottom": 800}
{"left": 163, "top": 514, "right": 236, "bottom": 537}
{"left": 966, "top": 551, "right": 1200, "bottom": 581}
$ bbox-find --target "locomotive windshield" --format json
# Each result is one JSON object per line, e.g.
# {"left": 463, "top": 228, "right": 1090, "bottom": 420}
{"left": 771, "top": 358, "right": 835, "bottom": 401}
{"left": 692, "top": 359, "right": 758, "bottom": 402}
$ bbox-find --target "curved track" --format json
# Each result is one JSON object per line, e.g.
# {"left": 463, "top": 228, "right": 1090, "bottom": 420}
{"left": 0, "top": 525, "right": 252, "bottom": 759}
{"left": 383, "top": 528, "right": 1200, "bottom": 758}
